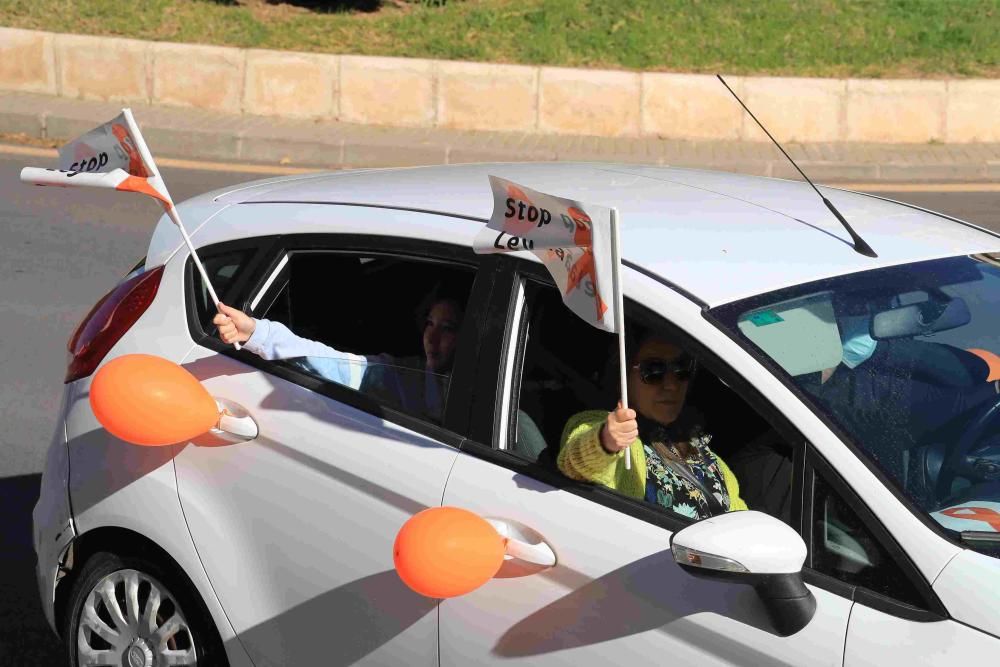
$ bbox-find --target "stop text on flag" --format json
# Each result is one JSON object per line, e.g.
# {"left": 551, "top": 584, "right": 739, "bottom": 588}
{"left": 505, "top": 198, "right": 552, "bottom": 228}
{"left": 66, "top": 153, "right": 110, "bottom": 173}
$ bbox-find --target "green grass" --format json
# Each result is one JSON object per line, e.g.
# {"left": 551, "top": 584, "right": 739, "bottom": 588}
{"left": 2, "top": 0, "right": 999, "bottom": 77}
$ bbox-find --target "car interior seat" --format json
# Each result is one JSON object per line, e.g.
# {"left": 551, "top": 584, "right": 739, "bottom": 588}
{"left": 684, "top": 369, "right": 773, "bottom": 460}
{"left": 517, "top": 292, "right": 614, "bottom": 468}
{"left": 287, "top": 253, "right": 366, "bottom": 351}
{"left": 513, "top": 410, "right": 547, "bottom": 461}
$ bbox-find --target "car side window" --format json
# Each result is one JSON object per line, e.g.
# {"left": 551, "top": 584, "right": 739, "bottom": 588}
{"left": 191, "top": 248, "right": 258, "bottom": 333}
{"left": 508, "top": 279, "right": 795, "bottom": 524}
{"left": 810, "top": 468, "right": 925, "bottom": 608}
{"left": 253, "top": 251, "right": 475, "bottom": 426}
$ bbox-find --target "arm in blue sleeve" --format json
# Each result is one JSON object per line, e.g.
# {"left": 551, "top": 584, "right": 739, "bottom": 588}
{"left": 242, "top": 318, "right": 368, "bottom": 390}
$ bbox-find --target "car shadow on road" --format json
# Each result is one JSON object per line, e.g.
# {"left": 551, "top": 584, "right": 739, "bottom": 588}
{"left": 0, "top": 473, "right": 68, "bottom": 666}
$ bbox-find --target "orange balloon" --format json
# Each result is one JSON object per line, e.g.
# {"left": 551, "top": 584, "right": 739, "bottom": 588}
{"left": 90, "top": 354, "right": 219, "bottom": 446}
{"left": 394, "top": 507, "right": 505, "bottom": 598}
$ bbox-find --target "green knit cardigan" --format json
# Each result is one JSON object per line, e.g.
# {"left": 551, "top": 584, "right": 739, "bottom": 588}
{"left": 557, "top": 410, "right": 747, "bottom": 512}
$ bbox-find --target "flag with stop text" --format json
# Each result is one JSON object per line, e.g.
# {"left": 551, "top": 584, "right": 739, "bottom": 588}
{"left": 474, "top": 176, "right": 630, "bottom": 466}
{"left": 19, "top": 109, "right": 239, "bottom": 348}
{"left": 21, "top": 110, "right": 173, "bottom": 210}
{"left": 473, "top": 175, "right": 621, "bottom": 334}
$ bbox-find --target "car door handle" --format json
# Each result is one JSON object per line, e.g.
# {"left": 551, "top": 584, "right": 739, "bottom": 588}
{"left": 210, "top": 398, "right": 258, "bottom": 441}
{"left": 488, "top": 519, "right": 557, "bottom": 567}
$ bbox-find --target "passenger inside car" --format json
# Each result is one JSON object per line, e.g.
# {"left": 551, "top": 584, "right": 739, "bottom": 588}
{"left": 556, "top": 325, "right": 748, "bottom": 521}
{"left": 213, "top": 279, "right": 469, "bottom": 423}
{"left": 803, "top": 294, "right": 1000, "bottom": 493}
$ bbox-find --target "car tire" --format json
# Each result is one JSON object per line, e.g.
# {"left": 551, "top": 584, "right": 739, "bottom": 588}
{"left": 63, "top": 550, "right": 227, "bottom": 667}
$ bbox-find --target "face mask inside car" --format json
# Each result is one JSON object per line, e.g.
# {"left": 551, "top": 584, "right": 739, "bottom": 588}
{"left": 839, "top": 315, "right": 878, "bottom": 369}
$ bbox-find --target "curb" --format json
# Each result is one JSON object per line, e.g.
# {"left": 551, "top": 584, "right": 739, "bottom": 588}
{"left": 3, "top": 91, "right": 1000, "bottom": 183}
{"left": 4, "top": 27, "right": 1000, "bottom": 145}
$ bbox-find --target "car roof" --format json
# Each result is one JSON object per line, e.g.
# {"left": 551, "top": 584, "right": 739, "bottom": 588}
{"left": 181, "top": 163, "right": 1000, "bottom": 307}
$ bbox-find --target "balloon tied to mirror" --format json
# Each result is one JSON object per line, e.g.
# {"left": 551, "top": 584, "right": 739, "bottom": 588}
{"left": 90, "top": 354, "right": 220, "bottom": 446}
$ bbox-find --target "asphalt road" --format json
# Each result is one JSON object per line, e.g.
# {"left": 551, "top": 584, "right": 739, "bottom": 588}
{"left": 2, "top": 146, "right": 999, "bottom": 663}
{"left": 0, "top": 151, "right": 263, "bottom": 665}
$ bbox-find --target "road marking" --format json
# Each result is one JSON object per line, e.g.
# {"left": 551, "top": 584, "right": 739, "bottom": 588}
{"left": 3, "top": 142, "right": 998, "bottom": 189}
{"left": 0, "top": 143, "right": 322, "bottom": 175}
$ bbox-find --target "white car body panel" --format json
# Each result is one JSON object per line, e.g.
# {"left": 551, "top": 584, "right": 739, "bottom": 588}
{"left": 174, "top": 340, "right": 459, "bottom": 666}
{"left": 147, "top": 164, "right": 1000, "bottom": 308}
{"left": 932, "top": 549, "right": 1000, "bottom": 639}
{"left": 31, "top": 393, "right": 74, "bottom": 632}
{"left": 440, "top": 454, "right": 852, "bottom": 666}
{"left": 187, "top": 163, "right": 999, "bottom": 304}
{"left": 844, "top": 602, "right": 1000, "bottom": 665}
{"left": 62, "top": 254, "right": 254, "bottom": 667}
{"left": 220, "top": 198, "right": 477, "bottom": 248}
{"left": 146, "top": 199, "right": 230, "bottom": 270}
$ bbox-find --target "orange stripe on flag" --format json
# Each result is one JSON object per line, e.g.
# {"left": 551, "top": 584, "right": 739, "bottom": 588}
{"left": 940, "top": 506, "right": 1000, "bottom": 531}
{"left": 116, "top": 176, "right": 171, "bottom": 210}
{"left": 568, "top": 206, "right": 593, "bottom": 246}
{"left": 565, "top": 249, "right": 609, "bottom": 321}
{"left": 111, "top": 123, "right": 151, "bottom": 178}
{"left": 967, "top": 348, "right": 1000, "bottom": 381}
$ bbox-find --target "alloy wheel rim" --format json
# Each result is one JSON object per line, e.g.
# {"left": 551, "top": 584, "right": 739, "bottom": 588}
{"left": 76, "top": 568, "right": 198, "bottom": 666}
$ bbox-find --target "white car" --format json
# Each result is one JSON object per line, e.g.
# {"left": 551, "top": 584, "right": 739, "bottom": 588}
{"left": 33, "top": 163, "right": 1000, "bottom": 667}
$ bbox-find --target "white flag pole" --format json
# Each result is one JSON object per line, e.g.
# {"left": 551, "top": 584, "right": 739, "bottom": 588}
{"left": 122, "top": 110, "right": 241, "bottom": 350}
{"left": 609, "top": 208, "right": 630, "bottom": 470}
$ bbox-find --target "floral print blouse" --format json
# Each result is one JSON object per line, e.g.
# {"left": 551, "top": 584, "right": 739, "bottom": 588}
{"left": 642, "top": 432, "right": 731, "bottom": 520}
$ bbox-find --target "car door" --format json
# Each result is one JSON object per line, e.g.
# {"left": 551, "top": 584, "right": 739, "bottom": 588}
{"left": 800, "top": 449, "right": 1000, "bottom": 666}
{"left": 173, "top": 230, "right": 495, "bottom": 666}
{"left": 438, "top": 262, "right": 852, "bottom": 666}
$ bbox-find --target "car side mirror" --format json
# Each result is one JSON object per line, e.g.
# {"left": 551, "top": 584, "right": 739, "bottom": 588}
{"left": 670, "top": 510, "right": 816, "bottom": 636}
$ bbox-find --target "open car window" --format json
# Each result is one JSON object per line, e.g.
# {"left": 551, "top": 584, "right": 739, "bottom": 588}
{"left": 253, "top": 251, "right": 475, "bottom": 426}
{"left": 506, "top": 276, "right": 795, "bottom": 525}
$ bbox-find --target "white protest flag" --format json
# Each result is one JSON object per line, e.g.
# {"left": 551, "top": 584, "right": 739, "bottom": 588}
{"left": 20, "top": 109, "right": 240, "bottom": 348}
{"left": 474, "top": 176, "right": 632, "bottom": 467}
{"left": 21, "top": 110, "right": 170, "bottom": 205}
{"left": 474, "top": 175, "right": 620, "bottom": 333}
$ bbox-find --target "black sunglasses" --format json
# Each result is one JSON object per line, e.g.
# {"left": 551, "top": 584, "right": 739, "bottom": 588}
{"left": 632, "top": 356, "right": 696, "bottom": 384}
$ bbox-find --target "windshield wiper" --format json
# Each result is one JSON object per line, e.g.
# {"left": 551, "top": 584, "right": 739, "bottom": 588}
{"left": 959, "top": 530, "right": 1000, "bottom": 547}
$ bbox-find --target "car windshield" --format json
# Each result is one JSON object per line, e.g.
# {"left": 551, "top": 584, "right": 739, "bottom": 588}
{"left": 711, "top": 253, "right": 1000, "bottom": 555}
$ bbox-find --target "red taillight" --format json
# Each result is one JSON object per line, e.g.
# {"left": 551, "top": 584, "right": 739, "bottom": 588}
{"left": 65, "top": 266, "right": 165, "bottom": 383}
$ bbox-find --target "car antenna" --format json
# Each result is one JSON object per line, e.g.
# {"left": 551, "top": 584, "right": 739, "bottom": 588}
{"left": 716, "top": 74, "right": 877, "bottom": 258}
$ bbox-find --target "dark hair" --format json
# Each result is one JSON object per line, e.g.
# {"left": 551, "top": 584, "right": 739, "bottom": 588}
{"left": 414, "top": 280, "right": 469, "bottom": 330}
{"left": 621, "top": 324, "right": 696, "bottom": 373}
{"left": 625, "top": 323, "right": 652, "bottom": 364}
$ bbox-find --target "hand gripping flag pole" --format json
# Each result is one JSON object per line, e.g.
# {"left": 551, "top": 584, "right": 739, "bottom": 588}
{"left": 20, "top": 109, "right": 240, "bottom": 350}
{"left": 473, "top": 176, "right": 630, "bottom": 469}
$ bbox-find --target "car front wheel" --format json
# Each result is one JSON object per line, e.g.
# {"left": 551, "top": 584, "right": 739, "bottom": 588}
{"left": 63, "top": 550, "right": 226, "bottom": 667}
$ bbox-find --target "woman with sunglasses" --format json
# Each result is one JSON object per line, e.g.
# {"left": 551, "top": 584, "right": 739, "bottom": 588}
{"left": 557, "top": 330, "right": 746, "bottom": 520}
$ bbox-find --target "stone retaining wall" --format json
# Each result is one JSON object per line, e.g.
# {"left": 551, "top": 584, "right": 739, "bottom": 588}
{"left": 2, "top": 26, "right": 998, "bottom": 143}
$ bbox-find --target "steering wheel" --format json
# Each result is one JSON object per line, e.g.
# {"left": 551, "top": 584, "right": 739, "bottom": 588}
{"left": 930, "top": 390, "right": 1000, "bottom": 501}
